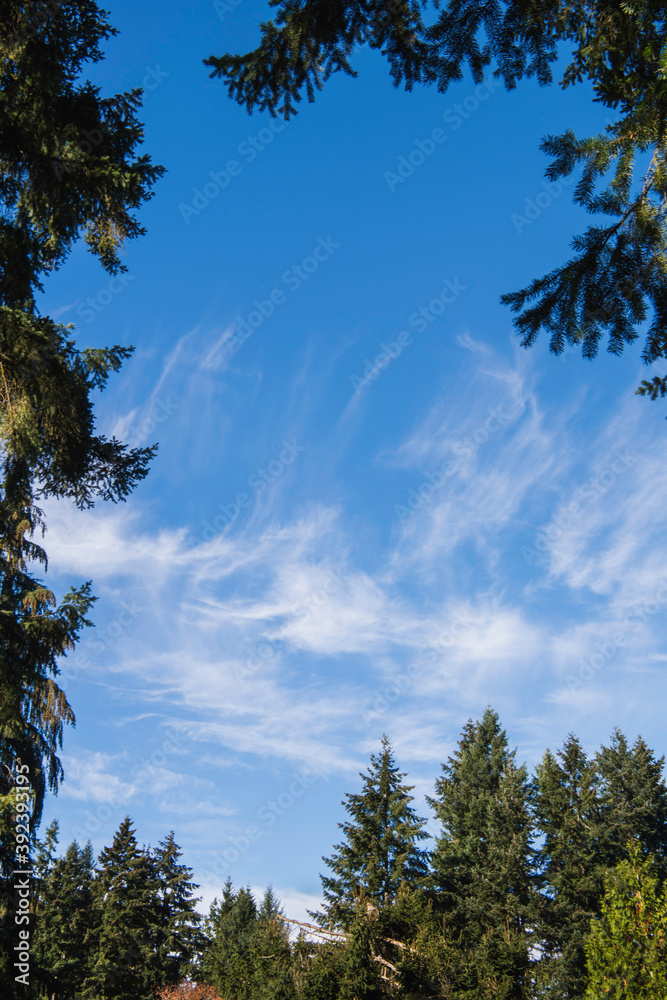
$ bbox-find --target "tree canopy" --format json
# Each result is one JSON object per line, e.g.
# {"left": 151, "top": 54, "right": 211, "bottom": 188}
{"left": 208, "top": 0, "right": 667, "bottom": 398}
{"left": 312, "top": 734, "right": 429, "bottom": 932}
{"left": 0, "top": 0, "right": 163, "bottom": 834}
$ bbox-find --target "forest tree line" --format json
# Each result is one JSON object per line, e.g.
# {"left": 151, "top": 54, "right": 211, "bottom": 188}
{"left": 3, "top": 709, "right": 667, "bottom": 1000}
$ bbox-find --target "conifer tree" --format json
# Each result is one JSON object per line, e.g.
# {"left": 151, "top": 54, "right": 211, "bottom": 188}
{"left": 584, "top": 842, "right": 667, "bottom": 1000}
{"left": 32, "top": 837, "right": 96, "bottom": 1000}
{"left": 0, "top": 0, "right": 163, "bottom": 847}
{"left": 203, "top": 880, "right": 260, "bottom": 1000}
{"left": 532, "top": 729, "right": 667, "bottom": 999}
{"left": 338, "top": 904, "right": 384, "bottom": 1000}
{"left": 291, "top": 934, "right": 346, "bottom": 1000}
{"left": 312, "top": 736, "right": 428, "bottom": 934}
{"left": 428, "top": 708, "right": 535, "bottom": 1000}
{"left": 595, "top": 730, "right": 667, "bottom": 880}
{"left": 203, "top": 882, "right": 295, "bottom": 1000}
{"left": 531, "top": 735, "right": 602, "bottom": 1000}
{"left": 83, "top": 817, "right": 158, "bottom": 1000}
{"left": 209, "top": 1, "right": 667, "bottom": 397}
{"left": 148, "top": 832, "right": 204, "bottom": 987}
{"left": 250, "top": 887, "right": 295, "bottom": 1000}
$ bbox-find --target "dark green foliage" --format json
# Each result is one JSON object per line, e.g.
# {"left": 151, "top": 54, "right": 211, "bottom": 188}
{"left": 291, "top": 934, "right": 347, "bottom": 1000}
{"left": 205, "top": 0, "right": 561, "bottom": 119}
{"left": 148, "top": 832, "right": 205, "bottom": 987}
{"left": 532, "top": 736, "right": 602, "bottom": 999}
{"left": 0, "top": 0, "right": 162, "bottom": 845}
{"left": 0, "top": 0, "right": 163, "bottom": 310}
{"left": 338, "top": 905, "right": 384, "bottom": 1000}
{"left": 313, "top": 735, "right": 429, "bottom": 933}
{"left": 203, "top": 879, "right": 258, "bottom": 999}
{"left": 32, "top": 834, "right": 96, "bottom": 999}
{"left": 203, "top": 881, "right": 295, "bottom": 1000}
{"left": 377, "top": 884, "right": 454, "bottom": 999}
{"left": 10, "top": 724, "right": 667, "bottom": 1000}
{"left": 252, "top": 887, "right": 295, "bottom": 1000}
{"left": 595, "top": 729, "right": 667, "bottom": 880}
{"left": 23, "top": 820, "right": 201, "bottom": 1000}
{"left": 532, "top": 730, "right": 667, "bottom": 999}
{"left": 584, "top": 842, "right": 667, "bottom": 999}
{"left": 428, "top": 708, "right": 535, "bottom": 1000}
{"left": 82, "top": 817, "right": 158, "bottom": 1000}
{"left": 209, "top": 1, "right": 667, "bottom": 396}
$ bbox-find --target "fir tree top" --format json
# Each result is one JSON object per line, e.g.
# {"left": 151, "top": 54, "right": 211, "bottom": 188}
{"left": 314, "top": 735, "right": 429, "bottom": 931}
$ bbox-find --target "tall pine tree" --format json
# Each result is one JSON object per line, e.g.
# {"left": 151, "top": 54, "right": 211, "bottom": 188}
{"left": 428, "top": 708, "right": 535, "bottom": 1000}
{"left": 32, "top": 836, "right": 96, "bottom": 1000}
{"left": 532, "top": 735, "right": 602, "bottom": 1000}
{"left": 83, "top": 817, "right": 159, "bottom": 1000}
{"left": 0, "top": 0, "right": 162, "bottom": 867}
{"left": 203, "top": 880, "right": 259, "bottom": 1000}
{"left": 533, "top": 729, "right": 667, "bottom": 999}
{"left": 595, "top": 730, "right": 667, "bottom": 880}
{"left": 148, "top": 832, "right": 204, "bottom": 987}
{"left": 313, "top": 735, "right": 428, "bottom": 933}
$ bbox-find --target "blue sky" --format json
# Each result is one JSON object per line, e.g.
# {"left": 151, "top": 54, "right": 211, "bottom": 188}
{"left": 38, "top": 0, "right": 667, "bottom": 919}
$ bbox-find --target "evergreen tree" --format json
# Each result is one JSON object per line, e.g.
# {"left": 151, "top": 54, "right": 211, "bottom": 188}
{"left": 313, "top": 735, "right": 428, "bottom": 933}
{"left": 532, "top": 729, "right": 667, "bottom": 999}
{"left": 378, "top": 883, "right": 455, "bottom": 999}
{"left": 532, "top": 735, "right": 602, "bottom": 1000}
{"left": 428, "top": 708, "right": 535, "bottom": 1000}
{"left": 209, "top": 1, "right": 667, "bottom": 398}
{"left": 338, "top": 904, "right": 384, "bottom": 1000}
{"left": 32, "top": 837, "right": 96, "bottom": 1000}
{"left": 291, "top": 934, "right": 346, "bottom": 1000}
{"left": 584, "top": 842, "right": 667, "bottom": 1000}
{"left": 203, "top": 880, "right": 260, "bottom": 1000}
{"left": 0, "top": 0, "right": 162, "bottom": 850}
{"left": 83, "top": 817, "right": 158, "bottom": 1000}
{"left": 148, "top": 832, "right": 204, "bottom": 987}
{"left": 595, "top": 730, "right": 667, "bottom": 881}
{"left": 251, "top": 887, "right": 295, "bottom": 1000}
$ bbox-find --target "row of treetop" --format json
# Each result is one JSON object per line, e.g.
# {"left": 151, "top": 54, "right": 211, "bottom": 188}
{"left": 4, "top": 708, "right": 667, "bottom": 1000}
